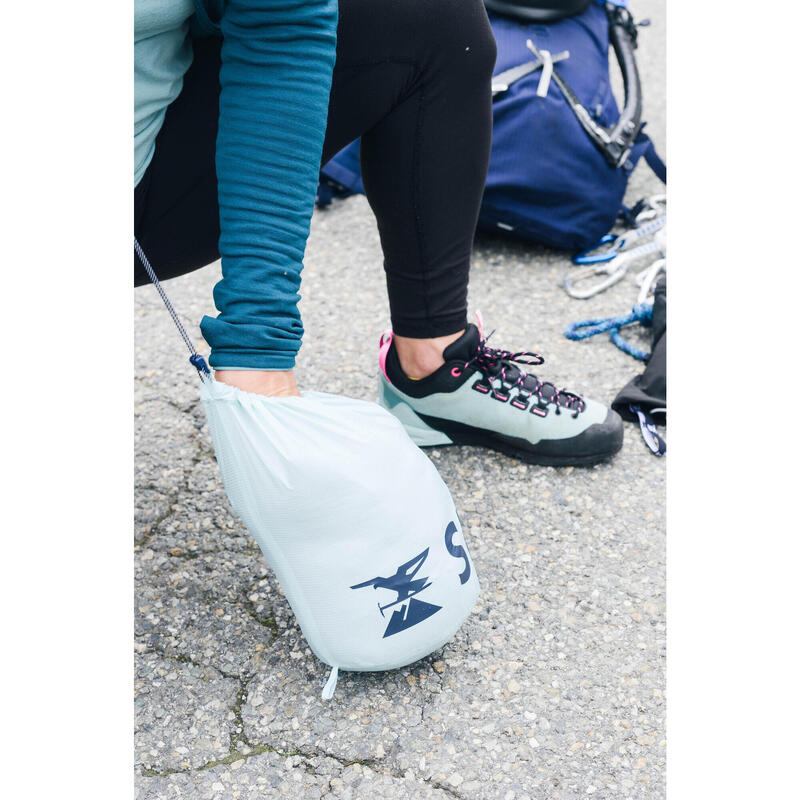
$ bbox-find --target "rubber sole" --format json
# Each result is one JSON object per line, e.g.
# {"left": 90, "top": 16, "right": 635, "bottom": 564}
{"left": 416, "top": 409, "right": 624, "bottom": 466}
{"left": 380, "top": 384, "right": 623, "bottom": 467}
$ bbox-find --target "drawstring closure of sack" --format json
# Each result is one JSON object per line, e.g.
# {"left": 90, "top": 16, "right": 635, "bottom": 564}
{"left": 134, "top": 237, "right": 211, "bottom": 381}
{"left": 321, "top": 666, "right": 339, "bottom": 700}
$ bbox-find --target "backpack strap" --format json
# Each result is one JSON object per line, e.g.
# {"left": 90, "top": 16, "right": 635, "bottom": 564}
{"left": 525, "top": 2, "right": 644, "bottom": 169}
{"left": 642, "top": 137, "right": 667, "bottom": 183}
{"left": 604, "top": 2, "right": 643, "bottom": 167}
{"left": 632, "top": 130, "right": 666, "bottom": 183}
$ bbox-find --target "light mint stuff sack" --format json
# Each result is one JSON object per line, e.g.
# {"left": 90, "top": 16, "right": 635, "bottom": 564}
{"left": 200, "top": 377, "right": 480, "bottom": 699}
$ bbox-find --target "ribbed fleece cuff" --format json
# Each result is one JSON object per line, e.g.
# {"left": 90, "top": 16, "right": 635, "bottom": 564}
{"left": 208, "top": 351, "right": 297, "bottom": 371}
{"left": 201, "top": 314, "right": 300, "bottom": 371}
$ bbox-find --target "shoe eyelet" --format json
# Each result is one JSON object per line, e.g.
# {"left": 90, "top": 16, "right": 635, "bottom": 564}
{"left": 492, "top": 391, "right": 509, "bottom": 403}
{"left": 530, "top": 404, "right": 548, "bottom": 417}
{"left": 472, "top": 380, "right": 490, "bottom": 394}
{"left": 451, "top": 367, "right": 462, "bottom": 378}
{"left": 511, "top": 398, "right": 528, "bottom": 410}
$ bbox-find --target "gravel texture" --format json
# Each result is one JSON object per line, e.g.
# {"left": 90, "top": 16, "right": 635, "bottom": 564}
{"left": 135, "top": 2, "right": 665, "bottom": 797}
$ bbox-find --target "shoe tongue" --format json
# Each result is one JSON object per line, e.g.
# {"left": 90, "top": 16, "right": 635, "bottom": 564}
{"left": 442, "top": 324, "right": 480, "bottom": 363}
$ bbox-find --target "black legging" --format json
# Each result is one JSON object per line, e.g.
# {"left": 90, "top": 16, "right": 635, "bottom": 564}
{"left": 134, "top": 0, "right": 496, "bottom": 340}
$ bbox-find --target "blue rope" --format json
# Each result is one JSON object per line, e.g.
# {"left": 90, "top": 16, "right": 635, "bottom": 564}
{"left": 564, "top": 302, "right": 653, "bottom": 361}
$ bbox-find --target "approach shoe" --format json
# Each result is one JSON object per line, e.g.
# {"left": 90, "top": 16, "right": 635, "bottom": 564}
{"left": 377, "top": 318, "right": 623, "bottom": 466}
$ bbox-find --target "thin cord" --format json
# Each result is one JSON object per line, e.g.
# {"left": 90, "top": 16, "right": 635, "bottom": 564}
{"left": 134, "top": 237, "right": 196, "bottom": 357}
{"left": 134, "top": 237, "right": 210, "bottom": 379}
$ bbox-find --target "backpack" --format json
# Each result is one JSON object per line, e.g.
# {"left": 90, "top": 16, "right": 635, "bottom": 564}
{"left": 318, "top": 0, "right": 665, "bottom": 251}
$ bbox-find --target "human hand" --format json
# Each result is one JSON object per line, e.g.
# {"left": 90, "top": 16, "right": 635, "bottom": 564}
{"left": 214, "top": 370, "right": 300, "bottom": 397}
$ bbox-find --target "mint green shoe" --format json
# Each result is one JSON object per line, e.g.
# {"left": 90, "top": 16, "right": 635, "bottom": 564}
{"left": 377, "top": 320, "right": 623, "bottom": 466}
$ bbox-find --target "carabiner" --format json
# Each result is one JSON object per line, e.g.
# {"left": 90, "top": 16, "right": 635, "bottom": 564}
{"left": 573, "top": 234, "right": 621, "bottom": 265}
{"left": 573, "top": 215, "right": 665, "bottom": 265}
{"left": 565, "top": 238, "right": 665, "bottom": 300}
{"left": 564, "top": 261, "right": 628, "bottom": 299}
{"left": 635, "top": 258, "right": 666, "bottom": 305}
{"left": 633, "top": 194, "right": 666, "bottom": 225}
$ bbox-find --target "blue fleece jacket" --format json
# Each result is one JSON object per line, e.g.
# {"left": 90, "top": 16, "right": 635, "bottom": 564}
{"left": 135, "top": 0, "right": 338, "bottom": 370}
{"left": 201, "top": 0, "right": 338, "bottom": 370}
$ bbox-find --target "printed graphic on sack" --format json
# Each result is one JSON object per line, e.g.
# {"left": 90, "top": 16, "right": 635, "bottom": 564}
{"left": 350, "top": 521, "right": 473, "bottom": 639}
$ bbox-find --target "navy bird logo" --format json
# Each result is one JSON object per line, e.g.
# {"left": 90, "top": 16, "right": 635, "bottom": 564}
{"left": 350, "top": 547, "right": 442, "bottom": 638}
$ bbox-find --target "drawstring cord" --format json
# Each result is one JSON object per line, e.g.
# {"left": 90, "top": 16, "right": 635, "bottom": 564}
{"left": 321, "top": 666, "right": 339, "bottom": 700}
{"left": 134, "top": 237, "right": 211, "bottom": 380}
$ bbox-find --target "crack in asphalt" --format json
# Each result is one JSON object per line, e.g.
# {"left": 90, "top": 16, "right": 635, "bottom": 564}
{"left": 134, "top": 391, "right": 213, "bottom": 546}
{"left": 136, "top": 647, "right": 457, "bottom": 793}
{"left": 240, "top": 581, "right": 281, "bottom": 640}
{"left": 134, "top": 488, "right": 182, "bottom": 548}
{"left": 139, "top": 737, "right": 466, "bottom": 800}
{"left": 136, "top": 642, "right": 242, "bottom": 682}
{"left": 229, "top": 674, "right": 255, "bottom": 752}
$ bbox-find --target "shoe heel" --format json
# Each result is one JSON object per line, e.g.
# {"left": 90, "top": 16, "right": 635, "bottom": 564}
{"left": 378, "top": 379, "right": 453, "bottom": 447}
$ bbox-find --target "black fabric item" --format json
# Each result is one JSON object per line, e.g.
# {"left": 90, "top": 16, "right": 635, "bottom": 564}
{"left": 135, "top": 0, "right": 497, "bottom": 342}
{"left": 483, "top": 0, "right": 591, "bottom": 23}
{"left": 134, "top": 36, "right": 222, "bottom": 286}
{"left": 612, "top": 276, "right": 666, "bottom": 421}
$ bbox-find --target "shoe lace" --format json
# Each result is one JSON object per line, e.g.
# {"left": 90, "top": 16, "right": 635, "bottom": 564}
{"left": 464, "top": 332, "right": 586, "bottom": 418}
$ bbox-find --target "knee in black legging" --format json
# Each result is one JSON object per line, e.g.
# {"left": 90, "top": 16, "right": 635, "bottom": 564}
{"left": 416, "top": 0, "right": 497, "bottom": 80}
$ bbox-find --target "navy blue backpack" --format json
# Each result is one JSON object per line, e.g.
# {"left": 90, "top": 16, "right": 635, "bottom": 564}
{"left": 319, "top": 0, "right": 665, "bottom": 251}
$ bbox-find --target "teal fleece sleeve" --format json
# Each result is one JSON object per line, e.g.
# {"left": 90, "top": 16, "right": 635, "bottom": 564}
{"left": 199, "top": 0, "right": 338, "bottom": 370}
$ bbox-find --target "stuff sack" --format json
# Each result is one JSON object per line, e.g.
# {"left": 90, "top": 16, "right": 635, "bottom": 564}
{"left": 318, "top": 0, "right": 664, "bottom": 251}
{"left": 200, "top": 378, "right": 480, "bottom": 697}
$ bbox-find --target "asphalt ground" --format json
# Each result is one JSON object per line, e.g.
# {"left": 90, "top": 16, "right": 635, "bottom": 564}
{"left": 134, "top": 2, "right": 665, "bottom": 797}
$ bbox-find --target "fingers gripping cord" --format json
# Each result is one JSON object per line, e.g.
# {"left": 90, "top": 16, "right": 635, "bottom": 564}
{"left": 134, "top": 237, "right": 211, "bottom": 380}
